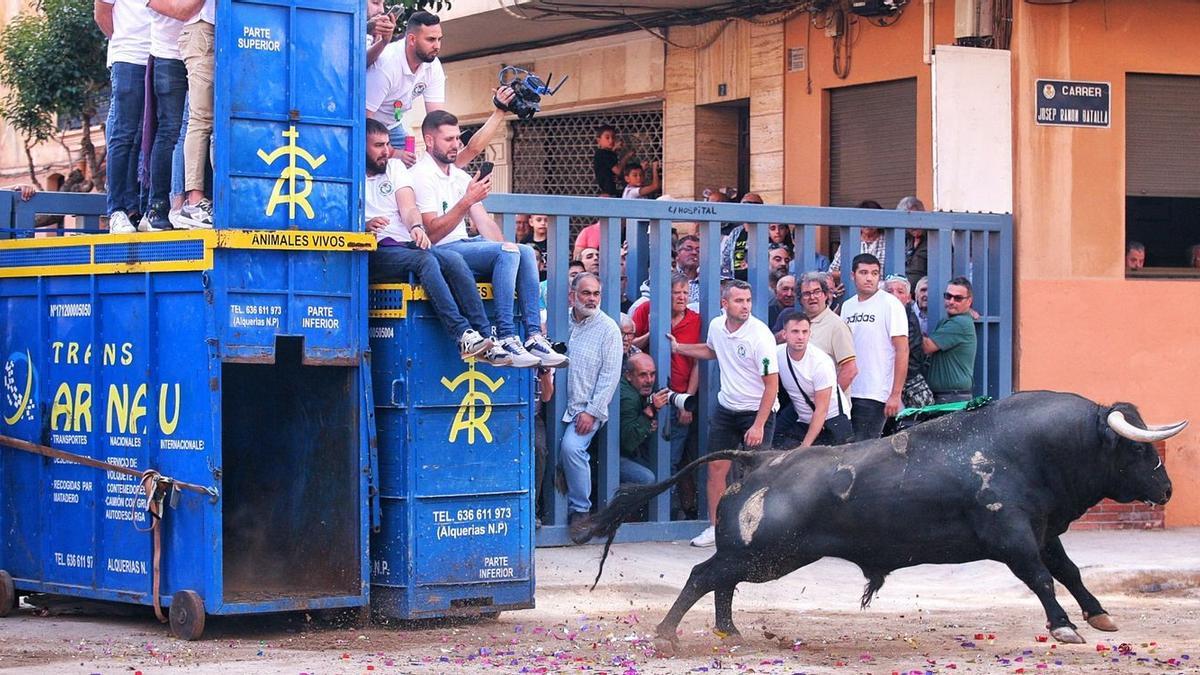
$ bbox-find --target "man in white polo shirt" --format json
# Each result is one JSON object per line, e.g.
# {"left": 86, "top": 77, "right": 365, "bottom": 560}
{"left": 366, "top": 10, "right": 445, "bottom": 164}
{"left": 668, "top": 280, "right": 779, "bottom": 548}
{"left": 410, "top": 110, "right": 567, "bottom": 369}
{"left": 839, "top": 253, "right": 908, "bottom": 441}
{"left": 773, "top": 313, "right": 852, "bottom": 449}
{"left": 95, "top": 0, "right": 151, "bottom": 233}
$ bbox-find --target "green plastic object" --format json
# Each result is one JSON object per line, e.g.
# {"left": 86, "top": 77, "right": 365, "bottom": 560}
{"left": 896, "top": 395, "right": 994, "bottom": 420}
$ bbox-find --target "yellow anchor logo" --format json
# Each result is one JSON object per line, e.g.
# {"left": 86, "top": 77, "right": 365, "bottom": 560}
{"left": 441, "top": 361, "right": 505, "bottom": 444}
{"left": 256, "top": 125, "right": 327, "bottom": 219}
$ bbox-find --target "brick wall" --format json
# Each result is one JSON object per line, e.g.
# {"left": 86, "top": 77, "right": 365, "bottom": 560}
{"left": 1071, "top": 442, "right": 1166, "bottom": 531}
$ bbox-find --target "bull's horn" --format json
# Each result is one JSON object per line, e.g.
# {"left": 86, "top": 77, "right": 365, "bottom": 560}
{"left": 1107, "top": 411, "right": 1189, "bottom": 443}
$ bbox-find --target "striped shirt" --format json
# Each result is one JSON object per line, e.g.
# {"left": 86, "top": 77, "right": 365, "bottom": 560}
{"left": 562, "top": 309, "right": 623, "bottom": 424}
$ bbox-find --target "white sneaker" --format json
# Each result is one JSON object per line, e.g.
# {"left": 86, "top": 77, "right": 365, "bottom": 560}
{"left": 176, "top": 198, "right": 214, "bottom": 229}
{"left": 459, "top": 329, "right": 493, "bottom": 360}
{"left": 108, "top": 211, "right": 136, "bottom": 234}
{"left": 499, "top": 336, "right": 541, "bottom": 368}
{"left": 690, "top": 525, "right": 716, "bottom": 548}
{"left": 525, "top": 334, "right": 569, "bottom": 368}
{"left": 167, "top": 208, "right": 185, "bottom": 229}
{"left": 484, "top": 343, "right": 513, "bottom": 367}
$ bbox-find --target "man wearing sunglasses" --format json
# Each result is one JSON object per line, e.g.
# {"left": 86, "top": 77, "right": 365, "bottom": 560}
{"left": 922, "top": 277, "right": 978, "bottom": 404}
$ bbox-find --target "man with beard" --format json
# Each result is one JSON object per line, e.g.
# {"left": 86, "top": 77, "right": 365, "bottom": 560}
{"left": 411, "top": 110, "right": 566, "bottom": 368}
{"left": 669, "top": 280, "right": 779, "bottom": 548}
{"left": 365, "top": 12, "right": 513, "bottom": 167}
{"left": 561, "top": 273, "right": 624, "bottom": 543}
{"left": 363, "top": 119, "right": 496, "bottom": 362}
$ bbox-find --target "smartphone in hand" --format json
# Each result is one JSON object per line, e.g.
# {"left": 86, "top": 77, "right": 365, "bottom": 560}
{"left": 478, "top": 161, "right": 495, "bottom": 180}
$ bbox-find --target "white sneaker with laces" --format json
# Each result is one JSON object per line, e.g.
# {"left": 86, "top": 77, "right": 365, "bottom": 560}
{"left": 500, "top": 336, "right": 541, "bottom": 368}
{"left": 108, "top": 211, "right": 136, "bottom": 234}
{"left": 167, "top": 208, "right": 185, "bottom": 229}
{"left": 459, "top": 329, "right": 493, "bottom": 360}
{"left": 690, "top": 525, "right": 716, "bottom": 548}
{"left": 176, "top": 198, "right": 214, "bottom": 229}
{"left": 484, "top": 343, "right": 513, "bottom": 367}
{"left": 525, "top": 334, "right": 568, "bottom": 368}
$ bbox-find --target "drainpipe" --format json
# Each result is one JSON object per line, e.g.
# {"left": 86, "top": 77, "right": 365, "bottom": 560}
{"left": 923, "top": 0, "right": 934, "bottom": 64}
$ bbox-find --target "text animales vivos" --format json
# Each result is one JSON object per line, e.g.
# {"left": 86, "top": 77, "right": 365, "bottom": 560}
{"left": 576, "top": 391, "right": 1187, "bottom": 654}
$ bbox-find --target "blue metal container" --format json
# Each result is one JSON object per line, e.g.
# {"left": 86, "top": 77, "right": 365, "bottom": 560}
{"left": 368, "top": 283, "right": 535, "bottom": 619}
{"left": 0, "top": 231, "right": 375, "bottom": 639}
{"left": 0, "top": 0, "right": 371, "bottom": 638}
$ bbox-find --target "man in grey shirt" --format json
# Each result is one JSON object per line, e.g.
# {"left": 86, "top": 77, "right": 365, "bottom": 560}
{"left": 560, "top": 273, "right": 623, "bottom": 543}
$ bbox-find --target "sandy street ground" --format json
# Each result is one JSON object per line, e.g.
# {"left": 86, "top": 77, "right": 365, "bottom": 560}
{"left": 1, "top": 528, "right": 1198, "bottom": 674}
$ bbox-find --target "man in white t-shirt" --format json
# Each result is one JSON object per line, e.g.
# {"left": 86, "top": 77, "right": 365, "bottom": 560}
{"left": 138, "top": 0, "right": 187, "bottom": 231}
{"left": 668, "top": 280, "right": 779, "bottom": 548}
{"left": 95, "top": 0, "right": 151, "bottom": 233}
{"left": 411, "top": 110, "right": 567, "bottom": 369}
{"left": 365, "top": 11, "right": 445, "bottom": 163}
{"left": 773, "top": 313, "right": 852, "bottom": 449}
{"left": 146, "top": 0, "right": 214, "bottom": 230}
{"left": 838, "top": 253, "right": 908, "bottom": 441}
{"left": 364, "top": 119, "right": 495, "bottom": 362}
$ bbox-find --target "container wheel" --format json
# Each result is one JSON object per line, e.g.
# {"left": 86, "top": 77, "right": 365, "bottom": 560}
{"left": 168, "top": 590, "right": 206, "bottom": 640}
{"left": 0, "top": 570, "right": 15, "bottom": 617}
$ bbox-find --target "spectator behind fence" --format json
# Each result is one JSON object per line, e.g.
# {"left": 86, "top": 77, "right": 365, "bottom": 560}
{"left": 533, "top": 366, "right": 554, "bottom": 526}
{"left": 95, "top": 0, "right": 151, "bottom": 233}
{"left": 630, "top": 273, "right": 701, "bottom": 486}
{"left": 767, "top": 273, "right": 795, "bottom": 328}
{"left": 1124, "top": 241, "right": 1145, "bottom": 271}
{"left": 412, "top": 110, "right": 567, "bottom": 368}
{"left": 619, "top": 313, "right": 641, "bottom": 360}
{"left": 773, "top": 313, "right": 853, "bottom": 448}
{"left": 669, "top": 280, "right": 778, "bottom": 548}
{"left": 719, "top": 192, "right": 762, "bottom": 280}
{"left": 561, "top": 273, "right": 624, "bottom": 544}
{"left": 139, "top": 2, "right": 187, "bottom": 231}
{"left": 897, "top": 195, "right": 928, "bottom": 288}
{"left": 913, "top": 276, "right": 930, "bottom": 335}
{"left": 618, "top": 353, "right": 671, "bottom": 488}
{"left": 773, "top": 272, "right": 857, "bottom": 393}
{"left": 839, "top": 254, "right": 908, "bottom": 441}
{"left": 576, "top": 247, "right": 600, "bottom": 275}
{"left": 526, "top": 214, "right": 549, "bottom": 279}
{"left": 363, "top": 118, "right": 499, "bottom": 363}
{"left": 827, "top": 199, "right": 886, "bottom": 278}
{"left": 674, "top": 235, "right": 701, "bottom": 305}
{"left": 923, "top": 277, "right": 978, "bottom": 403}
{"left": 593, "top": 125, "right": 632, "bottom": 198}
{"left": 769, "top": 222, "right": 794, "bottom": 258}
{"left": 1188, "top": 244, "right": 1200, "bottom": 269}
{"left": 769, "top": 242, "right": 791, "bottom": 275}
{"left": 621, "top": 161, "right": 661, "bottom": 200}
{"left": 885, "top": 275, "right": 933, "bottom": 409}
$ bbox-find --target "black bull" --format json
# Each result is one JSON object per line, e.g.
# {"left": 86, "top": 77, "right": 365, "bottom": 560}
{"left": 578, "top": 391, "right": 1187, "bottom": 650}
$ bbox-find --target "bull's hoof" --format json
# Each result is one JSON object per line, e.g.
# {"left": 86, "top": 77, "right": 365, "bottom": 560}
{"left": 1050, "top": 626, "right": 1086, "bottom": 644}
{"left": 1086, "top": 613, "right": 1119, "bottom": 632}
{"left": 652, "top": 635, "right": 678, "bottom": 657}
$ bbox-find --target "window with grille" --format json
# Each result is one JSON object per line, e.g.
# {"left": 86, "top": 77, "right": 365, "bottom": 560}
{"left": 509, "top": 104, "right": 663, "bottom": 198}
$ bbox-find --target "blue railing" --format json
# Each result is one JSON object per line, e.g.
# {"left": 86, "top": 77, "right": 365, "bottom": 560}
{"left": 485, "top": 194, "right": 1013, "bottom": 546}
{"left": 1, "top": 191, "right": 109, "bottom": 237}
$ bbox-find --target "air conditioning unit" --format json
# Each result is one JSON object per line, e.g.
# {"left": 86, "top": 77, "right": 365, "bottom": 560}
{"left": 955, "top": 0, "right": 994, "bottom": 39}
{"left": 850, "top": 0, "right": 907, "bottom": 17}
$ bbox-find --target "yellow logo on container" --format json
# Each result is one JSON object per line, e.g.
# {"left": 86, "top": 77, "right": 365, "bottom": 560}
{"left": 257, "top": 126, "right": 327, "bottom": 219}
{"left": 441, "top": 361, "right": 504, "bottom": 444}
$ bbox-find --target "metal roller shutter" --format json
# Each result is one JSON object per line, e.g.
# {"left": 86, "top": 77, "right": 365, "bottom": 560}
{"left": 829, "top": 78, "right": 917, "bottom": 208}
{"left": 1127, "top": 74, "right": 1200, "bottom": 198}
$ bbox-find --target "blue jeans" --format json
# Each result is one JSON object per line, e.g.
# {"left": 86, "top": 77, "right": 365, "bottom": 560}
{"left": 850, "top": 398, "right": 886, "bottom": 441}
{"left": 620, "top": 457, "right": 656, "bottom": 486}
{"left": 560, "top": 417, "right": 602, "bottom": 514}
{"left": 387, "top": 123, "right": 409, "bottom": 151}
{"left": 148, "top": 57, "right": 187, "bottom": 211}
{"left": 438, "top": 237, "right": 541, "bottom": 339}
{"left": 369, "top": 244, "right": 492, "bottom": 339}
{"left": 106, "top": 62, "right": 147, "bottom": 215}
{"left": 171, "top": 94, "right": 189, "bottom": 199}
{"left": 668, "top": 407, "right": 690, "bottom": 471}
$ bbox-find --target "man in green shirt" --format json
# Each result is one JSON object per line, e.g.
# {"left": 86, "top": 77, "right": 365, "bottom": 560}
{"left": 618, "top": 353, "right": 670, "bottom": 486}
{"left": 922, "top": 276, "right": 978, "bottom": 403}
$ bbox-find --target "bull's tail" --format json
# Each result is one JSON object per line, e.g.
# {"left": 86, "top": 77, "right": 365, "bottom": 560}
{"left": 585, "top": 449, "right": 778, "bottom": 591}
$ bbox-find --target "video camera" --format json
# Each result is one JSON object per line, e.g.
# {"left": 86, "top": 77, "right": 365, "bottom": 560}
{"left": 494, "top": 65, "right": 567, "bottom": 120}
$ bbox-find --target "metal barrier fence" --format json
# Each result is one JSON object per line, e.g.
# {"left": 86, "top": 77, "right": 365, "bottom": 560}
{"left": 486, "top": 194, "right": 1013, "bottom": 546}
{"left": 0, "top": 191, "right": 109, "bottom": 237}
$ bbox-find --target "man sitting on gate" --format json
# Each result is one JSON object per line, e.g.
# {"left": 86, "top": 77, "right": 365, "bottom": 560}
{"left": 410, "top": 110, "right": 567, "bottom": 368}
{"left": 364, "top": 118, "right": 506, "bottom": 364}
